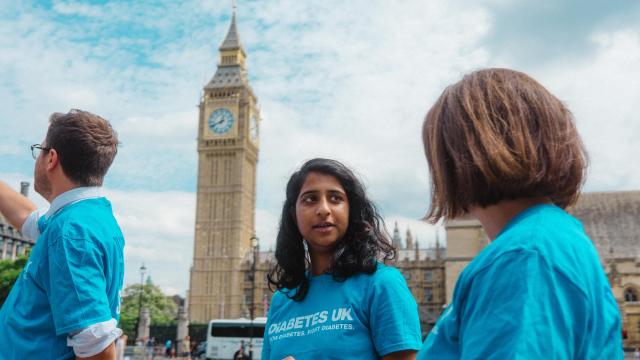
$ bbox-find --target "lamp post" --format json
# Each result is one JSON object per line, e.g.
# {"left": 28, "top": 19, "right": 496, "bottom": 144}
{"left": 249, "top": 235, "right": 259, "bottom": 359}
{"left": 134, "top": 263, "right": 147, "bottom": 343}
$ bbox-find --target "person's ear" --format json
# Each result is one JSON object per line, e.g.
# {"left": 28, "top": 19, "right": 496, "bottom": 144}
{"left": 46, "top": 148, "right": 60, "bottom": 171}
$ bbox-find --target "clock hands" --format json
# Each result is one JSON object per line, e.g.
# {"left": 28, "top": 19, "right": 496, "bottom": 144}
{"left": 208, "top": 109, "right": 233, "bottom": 134}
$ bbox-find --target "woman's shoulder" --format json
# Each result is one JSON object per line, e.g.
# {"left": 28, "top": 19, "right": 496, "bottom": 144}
{"left": 360, "top": 262, "right": 405, "bottom": 285}
{"left": 373, "top": 262, "right": 401, "bottom": 275}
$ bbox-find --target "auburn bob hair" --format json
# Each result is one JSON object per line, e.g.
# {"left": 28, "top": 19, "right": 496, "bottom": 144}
{"left": 423, "top": 68, "right": 588, "bottom": 223}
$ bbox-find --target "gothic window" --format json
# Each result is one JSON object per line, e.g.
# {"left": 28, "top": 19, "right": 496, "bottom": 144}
{"left": 624, "top": 287, "right": 639, "bottom": 302}
{"left": 424, "top": 287, "right": 433, "bottom": 302}
{"left": 404, "top": 271, "right": 412, "bottom": 281}
{"left": 5, "top": 240, "right": 13, "bottom": 258}
{"left": 425, "top": 271, "right": 433, "bottom": 282}
{"left": 243, "top": 288, "right": 253, "bottom": 307}
{"left": 244, "top": 272, "right": 253, "bottom": 282}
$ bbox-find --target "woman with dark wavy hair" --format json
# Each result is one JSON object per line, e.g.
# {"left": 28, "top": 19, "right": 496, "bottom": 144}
{"left": 262, "top": 158, "right": 422, "bottom": 360}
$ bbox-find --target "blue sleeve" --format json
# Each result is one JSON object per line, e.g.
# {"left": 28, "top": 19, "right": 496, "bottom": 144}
{"left": 47, "top": 233, "right": 112, "bottom": 335}
{"left": 261, "top": 325, "right": 271, "bottom": 360}
{"left": 369, "top": 267, "right": 422, "bottom": 356}
{"left": 459, "top": 249, "right": 588, "bottom": 359}
{"left": 262, "top": 292, "right": 278, "bottom": 360}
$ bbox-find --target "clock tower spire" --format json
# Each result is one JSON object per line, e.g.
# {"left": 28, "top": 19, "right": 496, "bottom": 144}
{"left": 218, "top": 7, "right": 246, "bottom": 69}
{"left": 189, "top": 6, "right": 261, "bottom": 323}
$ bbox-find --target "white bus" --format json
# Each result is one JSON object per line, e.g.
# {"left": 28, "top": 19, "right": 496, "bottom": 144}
{"left": 205, "top": 317, "right": 267, "bottom": 360}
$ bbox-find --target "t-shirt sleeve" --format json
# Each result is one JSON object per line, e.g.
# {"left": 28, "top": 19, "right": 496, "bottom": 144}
{"left": 369, "top": 267, "right": 422, "bottom": 356}
{"left": 47, "top": 232, "right": 112, "bottom": 335}
{"left": 261, "top": 322, "right": 271, "bottom": 360}
{"left": 262, "top": 292, "right": 278, "bottom": 360}
{"left": 21, "top": 210, "right": 42, "bottom": 240}
{"left": 459, "top": 249, "right": 588, "bottom": 359}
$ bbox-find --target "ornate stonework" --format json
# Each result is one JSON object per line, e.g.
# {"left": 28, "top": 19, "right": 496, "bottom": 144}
{"left": 0, "top": 182, "right": 35, "bottom": 260}
{"left": 390, "top": 225, "right": 446, "bottom": 337}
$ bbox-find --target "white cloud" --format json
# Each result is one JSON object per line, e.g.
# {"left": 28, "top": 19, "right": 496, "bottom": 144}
{"left": 0, "top": 172, "right": 47, "bottom": 209}
{"left": 52, "top": 1, "right": 103, "bottom": 18}
{"left": 255, "top": 208, "right": 280, "bottom": 252}
{"left": 537, "top": 29, "right": 640, "bottom": 191}
{"left": 0, "top": 144, "right": 23, "bottom": 156}
{"left": 106, "top": 189, "right": 196, "bottom": 296}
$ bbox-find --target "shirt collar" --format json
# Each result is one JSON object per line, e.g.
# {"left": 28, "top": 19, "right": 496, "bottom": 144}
{"left": 45, "top": 187, "right": 103, "bottom": 220}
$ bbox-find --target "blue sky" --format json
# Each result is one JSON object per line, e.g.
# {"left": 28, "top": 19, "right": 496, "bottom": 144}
{"left": 1, "top": 0, "right": 639, "bottom": 295}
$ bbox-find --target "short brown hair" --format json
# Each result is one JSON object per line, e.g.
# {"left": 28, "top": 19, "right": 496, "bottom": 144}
{"left": 46, "top": 109, "right": 119, "bottom": 187}
{"left": 423, "top": 68, "right": 587, "bottom": 223}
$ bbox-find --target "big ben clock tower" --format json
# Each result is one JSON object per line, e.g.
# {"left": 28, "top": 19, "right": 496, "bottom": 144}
{"left": 189, "top": 10, "right": 261, "bottom": 322}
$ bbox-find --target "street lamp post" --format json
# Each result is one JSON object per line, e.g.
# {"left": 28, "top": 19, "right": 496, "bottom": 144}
{"left": 134, "top": 263, "right": 147, "bottom": 343}
{"left": 249, "top": 235, "right": 259, "bottom": 359}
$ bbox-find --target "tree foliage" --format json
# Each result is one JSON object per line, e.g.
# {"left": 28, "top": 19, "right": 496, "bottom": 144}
{"left": 120, "top": 279, "right": 178, "bottom": 337}
{"left": 0, "top": 255, "right": 27, "bottom": 307}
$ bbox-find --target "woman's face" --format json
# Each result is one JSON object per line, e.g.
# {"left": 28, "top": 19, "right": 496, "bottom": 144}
{"left": 295, "top": 172, "right": 350, "bottom": 255}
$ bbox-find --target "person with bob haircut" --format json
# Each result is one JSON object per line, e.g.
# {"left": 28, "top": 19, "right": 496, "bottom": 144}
{"left": 416, "top": 68, "right": 622, "bottom": 359}
{"left": 262, "top": 158, "right": 422, "bottom": 360}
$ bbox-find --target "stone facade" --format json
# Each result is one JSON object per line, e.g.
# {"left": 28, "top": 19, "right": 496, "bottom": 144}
{"left": 239, "top": 251, "right": 275, "bottom": 319}
{"left": 443, "top": 191, "right": 640, "bottom": 348}
{"left": 188, "top": 12, "right": 262, "bottom": 323}
{"left": 390, "top": 225, "right": 446, "bottom": 337}
{"left": 569, "top": 191, "right": 640, "bottom": 349}
{"left": 0, "top": 182, "right": 35, "bottom": 261}
{"left": 0, "top": 217, "right": 34, "bottom": 261}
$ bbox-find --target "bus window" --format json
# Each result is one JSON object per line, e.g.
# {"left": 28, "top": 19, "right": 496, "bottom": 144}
{"left": 211, "top": 325, "right": 265, "bottom": 338}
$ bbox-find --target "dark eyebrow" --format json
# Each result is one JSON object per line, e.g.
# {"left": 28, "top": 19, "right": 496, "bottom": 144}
{"left": 299, "top": 188, "right": 346, "bottom": 198}
{"left": 299, "top": 190, "right": 318, "bottom": 198}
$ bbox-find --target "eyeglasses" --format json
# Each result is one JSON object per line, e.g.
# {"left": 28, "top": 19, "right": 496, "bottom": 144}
{"left": 30, "top": 144, "right": 51, "bottom": 160}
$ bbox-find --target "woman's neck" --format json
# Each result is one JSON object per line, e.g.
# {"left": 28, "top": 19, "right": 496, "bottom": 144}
{"left": 310, "top": 250, "right": 332, "bottom": 276}
{"left": 469, "top": 197, "right": 551, "bottom": 241}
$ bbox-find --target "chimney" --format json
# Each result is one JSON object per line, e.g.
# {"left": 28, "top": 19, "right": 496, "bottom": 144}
{"left": 20, "top": 181, "right": 30, "bottom": 197}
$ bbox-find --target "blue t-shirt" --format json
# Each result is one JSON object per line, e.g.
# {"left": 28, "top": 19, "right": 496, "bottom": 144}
{"left": 262, "top": 263, "right": 422, "bottom": 360}
{"left": 0, "top": 198, "right": 125, "bottom": 360}
{"left": 418, "top": 204, "right": 623, "bottom": 359}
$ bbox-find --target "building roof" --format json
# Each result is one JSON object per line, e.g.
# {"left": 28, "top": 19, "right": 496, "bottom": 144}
{"left": 205, "top": 66, "right": 250, "bottom": 89}
{"left": 219, "top": 12, "right": 244, "bottom": 51}
{"left": 568, "top": 191, "right": 640, "bottom": 260}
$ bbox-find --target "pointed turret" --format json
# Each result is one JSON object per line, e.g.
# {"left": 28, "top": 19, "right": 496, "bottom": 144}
{"left": 405, "top": 228, "right": 414, "bottom": 250}
{"left": 205, "top": 8, "right": 251, "bottom": 90}
{"left": 392, "top": 222, "right": 402, "bottom": 249}
{"left": 219, "top": 11, "right": 245, "bottom": 54}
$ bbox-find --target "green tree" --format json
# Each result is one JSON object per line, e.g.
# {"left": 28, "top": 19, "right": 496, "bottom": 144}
{"left": 0, "top": 255, "right": 27, "bottom": 306}
{"left": 120, "top": 279, "right": 178, "bottom": 337}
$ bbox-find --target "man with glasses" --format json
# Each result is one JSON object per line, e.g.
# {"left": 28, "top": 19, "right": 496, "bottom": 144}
{"left": 0, "top": 109, "right": 124, "bottom": 360}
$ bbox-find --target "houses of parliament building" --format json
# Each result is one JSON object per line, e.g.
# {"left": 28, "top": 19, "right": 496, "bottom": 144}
{"left": 188, "top": 11, "right": 640, "bottom": 345}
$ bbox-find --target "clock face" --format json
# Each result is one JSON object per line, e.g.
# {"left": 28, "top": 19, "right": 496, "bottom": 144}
{"left": 250, "top": 115, "right": 259, "bottom": 140}
{"left": 208, "top": 108, "right": 234, "bottom": 135}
